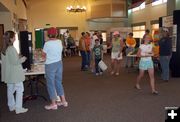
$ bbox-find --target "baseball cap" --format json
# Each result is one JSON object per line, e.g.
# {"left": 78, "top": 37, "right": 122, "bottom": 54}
{"left": 47, "top": 27, "right": 57, "bottom": 35}
{"left": 113, "top": 31, "right": 120, "bottom": 36}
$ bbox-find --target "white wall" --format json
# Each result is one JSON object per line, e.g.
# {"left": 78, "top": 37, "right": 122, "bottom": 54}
{"left": 0, "top": 0, "right": 27, "bottom": 19}
{"left": 0, "top": 11, "right": 12, "bottom": 31}
{"left": 87, "top": 21, "right": 125, "bottom": 31}
{"left": 131, "top": 3, "right": 167, "bottom": 29}
{"left": 176, "top": 0, "right": 180, "bottom": 9}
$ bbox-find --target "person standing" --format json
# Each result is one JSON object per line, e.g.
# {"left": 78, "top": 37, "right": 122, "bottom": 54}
{"left": 79, "top": 32, "right": 87, "bottom": 71}
{"left": 85, "top": 32, "right": 91, "bottom": 68}
{"left": 125, "top": 33, "right": 136, "bottom": 68}
{"left": 143, "top": 29, "right": 153, "bottom": 41}
{"left": 1, "top": 31, "right": 28, "bottom": 114}
{"left": 135, "top": 35, "right": 158, "bottom": 95}
{"left": 93, "top": 39, "right": 103, "bottom": 76}
{"left": 108, "top": 31, "right": 124, "bottom": 76}
{"left": 43, "top": 27, "right": 68, "bottom": 110}
{"left": 158, "top": 28, "right": 172, "bottom": 82}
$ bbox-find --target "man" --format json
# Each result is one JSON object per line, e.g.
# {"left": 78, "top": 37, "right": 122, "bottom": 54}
{"left": 79, "top": 32, "right": 87, "bottom": 71}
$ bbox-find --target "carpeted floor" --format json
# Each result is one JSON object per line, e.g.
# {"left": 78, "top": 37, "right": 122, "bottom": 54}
{"left": 0, "top": 55, "right": 180, "bottom": 122}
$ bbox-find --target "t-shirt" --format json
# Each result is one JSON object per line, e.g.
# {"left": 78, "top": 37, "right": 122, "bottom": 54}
{"left": 158, "top": 37, "right": 172, "bottom": 56}
{"left": 43, "top": 40, "right": 63, "bottom": 64}
{"left": 126, "top": 37, "right": 136, "bottom": 47}
{"left": 139, "top": 44, "right": 153, "bottom": 61}
{"left": 90, "top": 35, "right": 98, "bottom": 49}
{"left": 93, "top": 45, "right": 103, "bottom": 59}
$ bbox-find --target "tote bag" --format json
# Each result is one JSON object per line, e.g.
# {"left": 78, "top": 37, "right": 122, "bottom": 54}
{"left": 98, "top": 60, "right": 108, "bottom": 71}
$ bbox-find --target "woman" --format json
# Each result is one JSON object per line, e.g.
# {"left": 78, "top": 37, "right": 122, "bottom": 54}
{"left": 1, "top": 31, "right": 28, "bottom": 114}
{"left": 43, "top": 27, "right": 68, "bottom": 110}
{"left": 135, "top": 35, "right": 158, "bottom": 95}
{"left": 158, "top": 28, "right": 172, "bottom": 82}
{"left": 108, "top": 31, "right": 124, "bottom": 76}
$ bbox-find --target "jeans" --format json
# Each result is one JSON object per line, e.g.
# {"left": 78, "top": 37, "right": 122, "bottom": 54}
{"left": 95, "top": 58, "right": 102, "bottom": 73}
{"left": 7, "top": 82, "right": 24, "bottom": 109}
{"left": 159, "top": 56, "right": 171, "bottom": 80}
{"left": 80, "top": 51, "right": 87, "bottom": 70}
{"left": 86, "top": 51, "right": 91, "bottom": 68}
{"left": 45, "top": 61, "right": 64, "bottom": 100}
{"left": 125, "top": 47, "right": 134, "bottom": 67}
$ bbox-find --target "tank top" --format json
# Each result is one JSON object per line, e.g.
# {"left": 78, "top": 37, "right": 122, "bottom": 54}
{"left": 112, "top": 37, "right": 121, "bottom": 53}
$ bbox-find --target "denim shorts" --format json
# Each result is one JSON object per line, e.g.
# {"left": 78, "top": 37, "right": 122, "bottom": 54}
{"left": 139, "top": 60, "right": 154, "bottom": 70}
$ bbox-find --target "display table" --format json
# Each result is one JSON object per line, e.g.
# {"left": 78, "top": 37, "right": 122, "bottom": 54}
{"left": 24, "top": 64, "right": 47, "bottom": 103}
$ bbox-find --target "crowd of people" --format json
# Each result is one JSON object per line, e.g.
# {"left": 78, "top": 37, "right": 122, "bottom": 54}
{"left": 0, "top": 27, "right": 172, "bottom": 113}
{"left": 78, "top": 28, "right": 172, "bottom": 95}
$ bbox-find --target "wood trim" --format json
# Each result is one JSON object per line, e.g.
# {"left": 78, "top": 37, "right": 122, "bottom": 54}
{"left": 150, "top": 20, "right": 159, "bottom": 25}
{"left": 132, "top": 22, "right": 146, "bottom": 27}
{"left": 22, "top": 0, "right": 27, "bottom": 8}
{"left": 0, "top": 24, "right": 4, "bottom": 34}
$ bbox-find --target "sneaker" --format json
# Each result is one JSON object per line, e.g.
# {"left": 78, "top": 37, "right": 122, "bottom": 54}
{"left": 9, "top": 106, "right": 15, "bottom": 112}
{"left": 15, "top": 107, "right": 28, "bottom": 114}
{"left": 115, "top": 73, "right": 119, "bottom": 76}
{"left": 152, "top": 91, "right": 159, "bottom": 95}
{"left": 96, "top": 73, "right": 99, "bottom": 76}
{"left": 56, "top": 96, "right": 61, "bottom": 102}
{"left": 135, "top": 84, "right": 141, "bottom": 90}
{"left": 44, "top": 104, "right": 58, "bottom": 110}
{"left": 99, "top": 72, "right": 103, "bottom": 75}
{"left": 57, "top": 101, "right": 68, "bottom": 107}
{"left": 111, "top": 71, "right": 114, "bottom": 75}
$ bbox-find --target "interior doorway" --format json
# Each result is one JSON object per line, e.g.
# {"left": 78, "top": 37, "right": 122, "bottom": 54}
{"left": 0, "top": 24, "right": 4, "bottom": 51}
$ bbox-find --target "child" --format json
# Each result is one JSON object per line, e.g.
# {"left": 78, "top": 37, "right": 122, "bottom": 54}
{"left": 93, "top": 39, "right": 103, "bottom": 75}
{"left": 125, "top": 32, "right": 136, "bottom": 68}
{"left": 135, "top": 35, "right": 158, "bottom": 95}
{"left": 1, "top": 31, "right": 28, "bottom": 114}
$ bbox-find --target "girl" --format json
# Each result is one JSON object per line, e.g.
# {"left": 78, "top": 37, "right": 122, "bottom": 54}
{"left": 108, "top": 31, "right": 124, "bottom": 76}
{"left": 135, "top": 35, "right": 158, "bottom": 95}
{"left": 1, "top": 31, "right": 28, "bottom": 114}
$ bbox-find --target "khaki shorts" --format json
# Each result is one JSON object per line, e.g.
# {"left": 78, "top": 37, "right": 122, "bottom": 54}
{"left": 111, "top": 52, "right": 123, "bottom": 60}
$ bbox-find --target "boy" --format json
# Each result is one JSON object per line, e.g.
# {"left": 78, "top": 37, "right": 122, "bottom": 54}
{"left": 93, "top": 39, "right": 103, "bottom": 75}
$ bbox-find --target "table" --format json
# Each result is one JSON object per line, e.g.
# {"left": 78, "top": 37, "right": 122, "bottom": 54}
{"left": 24, "top": 65, "right": 47, "bottom": 103}
{"left": 126, "top": 52, "right": 139, "bottom": 72}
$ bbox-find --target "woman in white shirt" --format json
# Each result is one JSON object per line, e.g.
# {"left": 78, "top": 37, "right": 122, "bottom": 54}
{"left": 135, "top": 35, "right": 158, "bottom": 95}
{"left": 43, "top": 27, "right": 68, "bottom": 110}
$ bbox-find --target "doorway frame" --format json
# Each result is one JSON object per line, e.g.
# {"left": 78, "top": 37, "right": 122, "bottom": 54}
{"left": 0, "top": 24, "right": 4, "bottom": 34}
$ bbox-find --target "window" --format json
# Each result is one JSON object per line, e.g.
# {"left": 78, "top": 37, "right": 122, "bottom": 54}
{"left": 132, "top": 2, "right": 145, "bottom": 12}
{"left": 102, "top": 32, "right": 107, "bottom": 42}
{"left": 151, "top": 23, "right": 159, "bottom": 41}
{"left": 152, "top": 0, "right": 167, "bottom": 6}
{"left": 132, "top": 25, "right": 146, "bottom": 38}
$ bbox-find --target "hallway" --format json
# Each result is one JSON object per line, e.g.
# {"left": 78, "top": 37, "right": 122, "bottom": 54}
{"left": 0, "top": 55, "right": 180, "bottom": 122}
